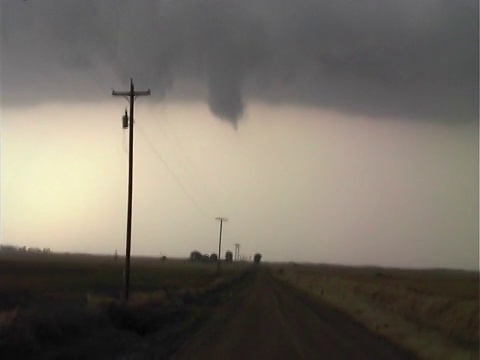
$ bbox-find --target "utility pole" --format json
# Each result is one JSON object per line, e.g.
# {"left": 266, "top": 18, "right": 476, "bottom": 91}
{"left": 113, "top": 78, "right": 151, "bottom": 301}
{"left": 215, "top": 217, "right": 228, "bottom": 274}
{"left": 234, "top": 243, "right": 240, "bottom": 267}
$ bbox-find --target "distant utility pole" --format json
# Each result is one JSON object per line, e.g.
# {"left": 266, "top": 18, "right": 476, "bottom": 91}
{"left": 112, "top": 79, "right": 151, "bottom": 301}
{"left": 215, "top": 217, "right": 228, "bottom": 274}
{"left": 234, "top": 243, "right": 240, "bottom": 267}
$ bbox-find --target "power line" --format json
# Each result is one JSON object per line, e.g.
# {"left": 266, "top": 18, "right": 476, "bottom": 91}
{"left": 143, "top": 105, "right": 223, "bottom": 213}
{"left": 135, "top": 120, "right": 213, "bottom": 219}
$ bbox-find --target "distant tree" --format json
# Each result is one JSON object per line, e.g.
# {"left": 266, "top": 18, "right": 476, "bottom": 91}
{"left": 253, "top": 253, "right": 262, "bottom": 264}
{"left": 210, "top": 253, "right": 218, "bottom": 262}
{"left": 161, "top": 255, "right": 167, "bottom": 261}
{"left": 225, "top": 250, "right": 233, "bottom": 262}
{"left": 0, "top": 245, "right": 17, "bottom": 252}
{"left": 202, "top": 254, "right": 210, "bottom": 262}
{"left": 190, "top": 251, "right": 202, "bottom": 262}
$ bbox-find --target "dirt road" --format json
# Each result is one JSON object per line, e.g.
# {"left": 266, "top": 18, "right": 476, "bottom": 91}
{"left": 174, "top": 269, "right": 414, "bottom": 360}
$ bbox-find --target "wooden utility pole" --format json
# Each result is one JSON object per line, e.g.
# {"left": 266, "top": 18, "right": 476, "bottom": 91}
{"left": 234, "top": 243, "right": 240, "bottom": 267}
{"left": 113, "top": 79, "right": 151, "bottom": 301}
{"left": 215, "top": 217, "right": 228, "bottom": 274}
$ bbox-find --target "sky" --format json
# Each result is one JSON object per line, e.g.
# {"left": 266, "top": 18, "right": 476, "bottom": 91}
{"left": 1, "top": 0, "right": 478, "bottom": 269}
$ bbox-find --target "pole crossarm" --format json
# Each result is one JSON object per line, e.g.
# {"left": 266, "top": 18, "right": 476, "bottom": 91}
{"left": 112, "top": 78, "right": 150, "bottom": 301}
{"left": 112, "top": 90, "right": 151, "bottom": 96}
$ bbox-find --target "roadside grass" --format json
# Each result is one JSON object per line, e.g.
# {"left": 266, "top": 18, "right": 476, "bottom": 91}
{"left": 0, "top": 252, "right": 250, "bottom": 358}
{"left": 0, "top": 253, "right": 234, "bottom": 309}
{"left": 273, "top": 264, "right": 479, "bottom": 360}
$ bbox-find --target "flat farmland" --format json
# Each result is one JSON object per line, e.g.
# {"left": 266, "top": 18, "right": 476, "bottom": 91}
{"left": 0, "top": 252, "right": 233, "bottom": 310}
{"left": 274, "top": 263, "right": 479, "bottom": 360}
{"left": 0, "top": 252, "right": 251, "bottom": 359}
{"left": 1, "top": 253, "right": 478, "bottom": 359}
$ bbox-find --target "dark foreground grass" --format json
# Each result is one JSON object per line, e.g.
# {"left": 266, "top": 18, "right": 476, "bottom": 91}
{"left": 0, "top": 252, "right": 253, "bottom": 359}
{"left": 0, "top": 252, "right": 231, "bottom": 310}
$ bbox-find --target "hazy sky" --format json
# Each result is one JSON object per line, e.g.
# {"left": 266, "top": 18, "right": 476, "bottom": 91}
{"left": 1, "top": 0, "right": 478, "bottom": 269}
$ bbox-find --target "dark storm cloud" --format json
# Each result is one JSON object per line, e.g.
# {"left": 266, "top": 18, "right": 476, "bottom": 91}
{"left": 1, "top": 0, "right": 478, "bottom": 124}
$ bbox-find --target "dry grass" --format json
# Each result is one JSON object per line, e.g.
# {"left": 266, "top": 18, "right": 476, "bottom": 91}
{"left": 0, "top": 252, "right": 251, "bottom": 358}
{"left": 274, "top": 264, "right": 479, "bottom": 360}
{"left": 0, "top": 252, "right": 243, "bottom": 310}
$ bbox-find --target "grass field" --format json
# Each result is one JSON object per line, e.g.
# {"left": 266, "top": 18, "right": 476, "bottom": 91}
{"left": 0, "top": 252, "right": 235, "bottom": 310}
{"left": 274, "top": 263, "right": 479, "bottom": 360}
{"left": 2, "top": 253, "right": 478, "bottom": 359}
{"left": 0, "top": 251, "right": 251, "bottom": 358}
